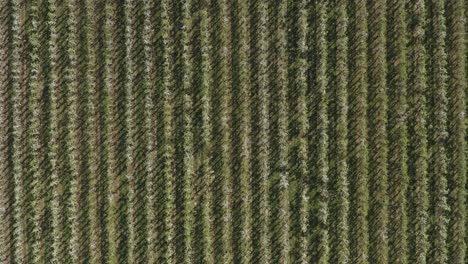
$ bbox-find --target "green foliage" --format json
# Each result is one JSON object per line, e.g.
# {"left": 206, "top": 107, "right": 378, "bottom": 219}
{"left": 407, "top": 1, "right": 429, "bottom": 263}
{"left": 348, "top": 0, "right": 369, "bottom": 262}
{"left": 327, "top": 1, "right": 350, "bottom": 263}
{"left": 0, "top": 1, "right": 465, "bottom": 263}
{"left": 368, "top": 0, "right": 389, "bottom": 263}
{"left": 10, "top": 1, "right": 26, "bottom": 263}
{"left": 308, "top": 1, "right": 329, "bottom": 263}
{"left": 209, "top": 0, "right": 233, "bottom": 262}
{"left": 387, "top": 1, "right": 409, "bottom": 263}
{"left": 231, "top": 0, "right": 253, "bottom": 263}
{"left": 250, "top": 0, "right": 270, "bottom": 263}
{"left": 447, "top": 0, "right": 466, "bottom": 263}
{"left": 428, "top": 1, "right": 449, "bottom": 263}
{"left": 268, "top": 1, "right": 290, "bottom": 263}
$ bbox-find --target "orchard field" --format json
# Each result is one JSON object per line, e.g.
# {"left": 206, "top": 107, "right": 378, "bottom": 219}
{"left": 0, "top": 0, "right": 466, "bottom": 263}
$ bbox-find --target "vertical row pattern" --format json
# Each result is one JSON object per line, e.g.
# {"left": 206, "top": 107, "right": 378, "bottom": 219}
{"left": 155, "top": 0, "right": 176, "bottom": 262}
{"left": 0, "top": 0, "right": 10, "bottom": 261}
{"left": 407, "top": 1, "right": 429, "bottom": 263}
{"left": 9, "top": 1, "right": 26, "bottom": 262}
{"left": 428, "top": 0, "right": 449, "bottom": 263}
{"left": 143, "top": 0, "right": 157, "bottom": 263}
{"left": 447, "top": 0, "right": 466, "bottom": 263}
{"left": 231, "top": 0, "right": 252, "bottom": 262}
{"left": 45, "top": 0, "right": 61, "bottom": 262}
{"left": 92, "top": 1, "right": 110, "bottom": 262}
{"left": 64, "top": 0, "right": 81, "bottom": 262}
{"left": 328, "top": 1, "right": 350, "bottom": 263}
{"left": 348, "top": 0, "right": 369, "bottom": 262}
{"left": 268, "top": 1, "right": 290, "bottom": 262}
{"left": 103, "top": 1, "right": 120, "bottom": 262}
{"left": 308, "top": 1, "right": 329, "bottom": 263}
{"left": 0, "top": 1, "right": 465, "bottom": 263}
{"left": 210, "top": 0, "right": 233, "bottom": 262}
{"left": 174, "top": 0, "right": 194, "bottom": 263}
{"left": 124, "top": 1, "right": 148, "bottom": 262}
{"left": 387, "top": 0, "right": 409, "bottom": 262}
{"left": 25, "top": 1, "right": 43, "bottom": 263}
{"left": 250, "top": 0, "right": 270, "bottom": 263}
{"left": 200, "top": 2, "right": 215, "bottom": 263}
{"left": 368, "top": 0, "right": 389, "bottom": 263}
{"left": 291, "top": 0, "right": 310, "bottom": 262}
{"left": 77, "top": 0, "right": 93, "bottom": 254}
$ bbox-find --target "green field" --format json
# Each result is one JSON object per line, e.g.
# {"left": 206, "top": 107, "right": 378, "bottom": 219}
{"left": 0, "top": 0, "right": 465, "bottom": 263}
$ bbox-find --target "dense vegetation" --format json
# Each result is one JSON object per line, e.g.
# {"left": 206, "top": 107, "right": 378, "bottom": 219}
{"left": 0, "top": 0, "right": 465, "bottom": 263}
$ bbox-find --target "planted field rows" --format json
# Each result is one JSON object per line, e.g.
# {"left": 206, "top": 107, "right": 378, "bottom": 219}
{"left": 0, "top": 0, "right": 465, "bottom": 263}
